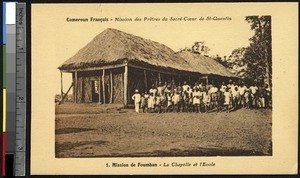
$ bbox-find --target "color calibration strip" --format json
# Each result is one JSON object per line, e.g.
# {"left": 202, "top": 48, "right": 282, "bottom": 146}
{"left": 3, "top": 2, "right": 17, "bottom": 176}
{"left": 2, "top": 2, "right": 27, "bottom": 176}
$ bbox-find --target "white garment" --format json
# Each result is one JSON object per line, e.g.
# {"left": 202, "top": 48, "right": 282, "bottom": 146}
{"left": 131, "top": 93, "right": 141, "bottom": 104}
{"left": 173, "top": 94, "right": 180, "bottom": 104}
{"left": 157, "top": 86, "right": 164, "bottom": 96}
{"left": 238, "top": 86, "right": 247, "bottom": 95}
{"left": 220, "top": 85, "right": 227, "bottom": 93}
{"left": 209, "top": 87, "right": 218, "bottom": 94}
{"left": 182, "top": 85, "right": 190, "bottom": 92}
{"left": 134, "top": 103, "right": 140, "bottom": 113}
{"left": 203, "top": 93, "right": 211, "bottom": 105}
{"left": 193, "top": 91, "right": 201, "bottom": 104}
{"left": 148, "top": 95, "right": 155, "bottom": 108}
{"left": 249, "top": 86, "right": 258, "bottom": 94}
{"left": 232, "top": 90, "right": 239, "bottom": 98}
{"left": 149, "top": 88, "right": 158, "bottom": 97}
{"left": 224, "top": 92, "right": 231, "bottom": 105}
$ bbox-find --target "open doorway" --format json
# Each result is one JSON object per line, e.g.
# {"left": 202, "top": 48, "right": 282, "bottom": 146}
{"left": 91, "top": 80, "right": 100, "bottom": 103}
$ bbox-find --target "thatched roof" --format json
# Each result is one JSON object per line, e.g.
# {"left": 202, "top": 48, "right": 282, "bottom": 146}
{"left": 178, "top": 51, "right": 236, "bottom": 77}
{"left": 58, "top": 28, "right": 191, "bottom": 71}
{"left": 59, "top": 28, "right": 236, "bottom": 78}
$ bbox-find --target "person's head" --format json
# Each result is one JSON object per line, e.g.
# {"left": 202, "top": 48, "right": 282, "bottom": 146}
{"left": 135, "top": 89, "right": 139, "bottom": 93}
{"left": 222, "top": 81, "right": 225, "bottom": 85}
{"left": 183, "top": 81, "right": 187, "bottom": 85}
{"left": 142, "top": 93, "right": 145, "bottom": 96}
{"left": 159, "top": 82, "right": 162, "bottom": 86}
{"left": 229, "top": 80, "right": 232, "bottom": 84}
{"left": 233, "top": 81, "right": 236, "bottom": 85}
{"left": 145, "top": 91, "right": 148, "bottom": 94}
{"left": 151, "top": 84, "right": 155, "bottom": 88}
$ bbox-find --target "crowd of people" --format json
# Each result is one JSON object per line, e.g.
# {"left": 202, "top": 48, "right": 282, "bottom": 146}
{"left": 131, "top": 80, "right": 272, "bottom": 113}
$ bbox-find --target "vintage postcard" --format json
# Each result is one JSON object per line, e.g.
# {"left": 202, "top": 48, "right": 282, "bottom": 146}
{"left": 31, "top": 3, "right": 298, "bottom": 175}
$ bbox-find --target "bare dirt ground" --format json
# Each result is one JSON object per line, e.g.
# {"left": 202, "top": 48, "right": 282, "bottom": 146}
{"left": 55, "top": 103, "right": 272, "bottom": 158}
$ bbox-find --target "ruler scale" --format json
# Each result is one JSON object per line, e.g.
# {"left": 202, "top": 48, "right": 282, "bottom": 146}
{"left": 15, "top": 2, "right": 27, "bottom": 176}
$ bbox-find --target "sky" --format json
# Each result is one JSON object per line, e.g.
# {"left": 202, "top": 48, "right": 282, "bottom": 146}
{"left": 32, "top": 3, "right": 254, "bottom": 95}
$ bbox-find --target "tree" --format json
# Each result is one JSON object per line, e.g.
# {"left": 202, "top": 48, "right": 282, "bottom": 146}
{"left": 244, "top": 16, "right": 272, "bottom": 87}
{"left": 178, "top": 41, "right": 210, "bottom": 55}
{"left": 227, "top": 47, "right": 247, "bottom": 78}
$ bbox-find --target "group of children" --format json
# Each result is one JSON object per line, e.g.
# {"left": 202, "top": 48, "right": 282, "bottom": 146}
{"left": 131, "top": 80, "right": 272, "bottom": 113}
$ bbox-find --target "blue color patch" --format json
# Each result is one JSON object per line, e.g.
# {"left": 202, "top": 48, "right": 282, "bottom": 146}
{"left": 3, "top": 2, "right": 6, "bottom": 44}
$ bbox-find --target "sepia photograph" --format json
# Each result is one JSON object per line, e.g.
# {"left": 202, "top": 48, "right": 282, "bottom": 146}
{"left": 55, "top": 16, "right": 272, "bottom": 158}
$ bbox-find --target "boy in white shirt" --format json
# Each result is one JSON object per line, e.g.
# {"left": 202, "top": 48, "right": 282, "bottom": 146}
{"left": 238, "top": 83, "right": 247, "bottom": 107}
{"left": 132, "top": 89, "right": 141, "bottom": 113}
{"left": 249, "top": 84, "right": 258, "bottom": 109}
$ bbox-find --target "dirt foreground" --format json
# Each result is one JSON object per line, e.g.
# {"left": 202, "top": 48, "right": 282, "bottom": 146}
{"left": 55, "top": 103, "right": 272, "bottom": 158}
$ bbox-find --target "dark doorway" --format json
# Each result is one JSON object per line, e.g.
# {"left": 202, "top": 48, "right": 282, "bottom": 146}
{"left": 92, "top": 80, "right": 100, "bottom": 103}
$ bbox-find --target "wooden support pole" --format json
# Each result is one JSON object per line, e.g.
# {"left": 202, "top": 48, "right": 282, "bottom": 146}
{"left": 144, "top": 70, "right": 147, "bottom": 91}
{"left": 124, "top": 65, "right": 128, "bottom": 106}
{"left": 206, "top": 76, "right": 209, "bottom": 85}
{"left": 102, "top": 69, "right": 106, "bottom": 104}
{"left": 110, "top": 70, "right": 113, "bottom": 104}
{"left": 74, "top": 71, "right": 78, "bottom": 103}
{"left": 60, "top": 71, "right": 63, "bottom": 103}
{"left": 61, "top": 83, "right": 74, "bottom": 103}
{"left": 158, "top": 72, "right": 161, "bottom": 84}
{"left": 98, "top": 75, "right": 101, "bottom": 104}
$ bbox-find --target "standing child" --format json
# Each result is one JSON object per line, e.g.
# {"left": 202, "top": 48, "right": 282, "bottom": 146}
{"left": 173, "top": 90, "right": 180, "bottom": 112}
{"left": 140, "top": 93, "right": 147, "bottom": 113}
{"left": 202, "top": 90, "right": 211, "bottom": 113}
{"left": 223, "top": 88, "right": 231, "bottom": 113}
{"left": 148, "top": 92, "right": 155, "bottom": 113}
{"left": 193, "top": 88, "right": 201, "bottom": 113}
{"left": 144, "top": 91, "right": 149, "bottom": 112}
{"left": 166, "top": 92, "right": 173, "bottom": 112}
{"left": 231, "top": 86, "right": 240, "bottom": 110}
{"left": 155, "top": 94, "right": 162, "bottom": 113}
{"left": 244, "top": 85, "right": 250, "bottom": 109}
{"left": 131, "top": 89, "right": 141, "bottom": 113}
{"left": 187, "top": 87, "right": 193, "bottom": 112}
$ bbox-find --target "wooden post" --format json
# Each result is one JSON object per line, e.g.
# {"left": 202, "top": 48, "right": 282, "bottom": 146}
{"left": 74, "top": 71, "right": 77, "bottom": 103}
{"left": 124, "top": 65, "right": 128, "bottom": 106}
{"left": 206, "top": 76, "right": 209, "bottom": 85}
{"left": 110, "top": 70, "right": 113, "bottom": 104}
{"left": 158, "top": 72, "right": 161, "bottom": 84}
{"left": 144, "top": 70, "right": 147, "bottom": 91}
{"left": 102, "top": 69, "right": 106, "bottom": 104}
{"left": 60, "top": 71, "right": 63, "bottom": 103}
{"left": 98, "top": 75, "right": 101, "bottom": 104}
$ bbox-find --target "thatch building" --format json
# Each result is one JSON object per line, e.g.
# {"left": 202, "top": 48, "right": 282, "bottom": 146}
{"left": 58, "top": 28, "right": 237, "bottom": 106}
{"left": 178, "top": 51, "right": 236, "bottom": 85}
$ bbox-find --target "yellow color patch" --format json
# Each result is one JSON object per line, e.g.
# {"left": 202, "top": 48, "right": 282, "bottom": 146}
{"left": 3, "top": 89, "right": 6, "bottom": 132}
